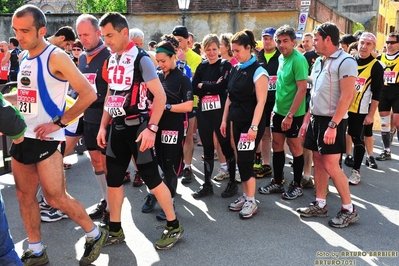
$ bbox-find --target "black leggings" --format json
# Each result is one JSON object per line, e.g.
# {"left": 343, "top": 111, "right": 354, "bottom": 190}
{"left": 156, "top": 113, "right": 185, "bottom": 198}
{"left": 197, "top": 108, "right": 235, "bottom": 184}
{"left": 233, "top": 118, "right": 265, "bottom": 182}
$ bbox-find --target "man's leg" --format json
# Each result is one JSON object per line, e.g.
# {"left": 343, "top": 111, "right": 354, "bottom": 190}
{"left": 377, "top": 111, "right": 392, "bottom": 160}
{"left": 181, "top": 116, "right": 195, "bottom": 183}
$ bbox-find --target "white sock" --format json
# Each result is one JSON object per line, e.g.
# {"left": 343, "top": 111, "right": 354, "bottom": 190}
{"left": 28, "top": 241, "right": 43, "bottom": 255}
{"left": 95, "top": 171, "right": 108, "bottom": 206}
{"left": 303, "top": 174, "right": 311, "bottom": 181}
{"left": 246, "top": 196, "right": 255, "bottom": 202}
{"left": 235, "top": 164, "right": 239, "bottom": 171}
{"left": 342, "top": 203, "right": 353, "bottom": 213}
{"left": 315, "top": 198, "right": 326, "bottom": 208}
{"left": 86, "top": 224, "right": 100, "bottom": 240}
{"left": 184, "top": 164, "right": 191, "bottom": 169}
{"left": 242, "top": 193, "right": 247, "bottom": 199}
{"left": 220, "top": 162, "right": 227, "bottom": 171}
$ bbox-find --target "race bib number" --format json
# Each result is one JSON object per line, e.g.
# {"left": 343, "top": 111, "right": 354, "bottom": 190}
{"left": 17, "top": 89, "right": 38, "bottom": 114}
{"left": 306, "top": 82, "right": 312, "bottom": 89}
{"left": 237, "top": 133, "right": 255, "bottom": 151}
{"left": 105, "top": 95, "right": 126, "bottom": 117}
{"left": 355, "top": 77, "right": 366, "bottom": 92}
{"left": 161, "top": 130, "right": 178, "bottom": 144}
{"left": 384, "top": 71, "right": 397, "bottom": 84}
{"left": 84, "top": 73, "right": 97, "bottom": 93}
{"left": 268, "top": 76, "right": 277, "bottom": 91}
{"left": 201, "top": 95, "right": 221, "bottom": 111}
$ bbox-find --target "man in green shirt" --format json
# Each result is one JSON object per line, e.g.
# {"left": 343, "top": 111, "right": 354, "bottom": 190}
{"left": 259, "top": 25, "right": 308, "bottom": 200}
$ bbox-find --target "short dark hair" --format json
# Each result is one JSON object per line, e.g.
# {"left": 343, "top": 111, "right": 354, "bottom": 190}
{"left": 148, "top": 41, "right": 157, "bottom": 48}
{"left": 54, "top": 26, "right": 76, "bottom": 41}
{"left": 388, "top": 32, "right": 399, "bottom": 42}
{"left": 275, "top": 25, "right": 296, "bottom": 41}
{"left": 314, "top": 22, "right": 340, "bottom": 46}
{"left": 339, "top": 34, "right": 357, "bottom": 45}
{"left": 99, "top": 12, "right": 129, "bottom": 32}
{"left": 9, "top": 37, "right": 19, "bottom": 47}
{"left": 13, "top": 4, "right": 46, "bottom": 31}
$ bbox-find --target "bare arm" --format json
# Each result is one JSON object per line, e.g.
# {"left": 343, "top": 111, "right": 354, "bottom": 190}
{"left": 49, "top": 50, "right": 97, "bottom": 125}
{"left": 136, "top": 77, "right": 166, "bottom": 151}
{"left": 167, "top": 100, "right": 193, "bottom": 113}
{"left": 247, "top": 75, "right": 268, "bottom": 141}
{"left": 364, "top": 99, "right": 379, "bottom": 125}
{"left": 220, "top": 95, "right": 231, "bottom": 138}
{"left": 281, "top": 79, "right": 307, "bottom": 131}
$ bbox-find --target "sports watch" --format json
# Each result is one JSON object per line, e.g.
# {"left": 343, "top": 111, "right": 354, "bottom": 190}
{"left": 52, "top": 115, "right": 67, "bottom": 128}
{"left": 328, "top": 121, "right": 337, "bottom": 129}
{"left": 250, "top": 125, "right": 258, "bottom": 131}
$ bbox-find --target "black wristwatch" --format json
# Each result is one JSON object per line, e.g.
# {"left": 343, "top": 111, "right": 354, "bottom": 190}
{"left": 52, "top": 115, "right": 67, "bottom": 128}
{"left": 328, "top": 121, "right": 337, "bottom": 129}
{"left": 166, "top": 104, "right": 172, "bottom": 112}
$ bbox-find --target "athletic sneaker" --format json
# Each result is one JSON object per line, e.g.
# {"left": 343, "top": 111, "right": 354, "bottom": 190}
{"left": 142, "top": 193, "right": 157, "bottom": 213}
{"left": 348, "top": 169, "right": 361, "bottom": 185}
{"left": 20, "top": 246, "right": 49, "bottom": 266}
{"left": 201, "top": 152, "right": 218, "bottom": 160}
{"left": 89, "top": 199, "right": 107, "bottom": 219}
{"left": 328, "top": 205, "right": 359, "bottom": 228}
{"left": 344, "top": 155, "right": 354, "bottom": 167}
{"left": 228, "top": 195, "right": 246, "bottom": 211}
{"left": 192, "top": 184, "right": 213, "bottom": 198}
{"left": 213, "top": 168, "right": 229, "bottom": 181}
{"left": 79, "top": 227, "right": 109, "bottom": 266}
{"left": 258, "top": 178, "right": 285, "bottom": 194}
{"left": 376, "top": 150, "right": 391, "bottom": 161}
{"left": 102, "top": 211, "right": 110, "bottom": 226}
{"left": 239, "top": 200, "right": 258, "bottom": 219}
{"left": 38, "top": 196, "right": 52, "bottom": 214}
{"left": 296, "top": 201, "right": 328, "bottom": 217}
{"left": 63, "top": 163, "right": 72, "bottom": 170}
{"left": 256, "top": 164, "right": 272, "bottom": 178}
{"left": 235, "top": 170, "right": 241, "bottom": 183}
{"left": 41, "top": 208, "right": 68, "bottom": 222}
{"left": 154, "top": 222, "right": 184, "bottom": 250}
{"left": 104, "top": 227, "right": 125, "bottom": 246}
{"left": 123, "top": 171, "right": 131, "bottom": 184}
{"left": 365, "top": 156, "right": 378, "bottom": 169}
{"left": 301, "top": 176, "right": 314, "bottom": 189}
{"left": 221, "top": 180, "right": 238, "bottom": 198}
{"left": 282, "top": 181, "right": 303, "bottom": 200}
{"left": 132, "top": 172, "right": 144, "bottom": 187}
{"left": 253, "top": 163, "right": 262, "bottom": 173}
{"left": 156, "top": 204, "right": 176, "bottom": 220}
{"left": 181, "top": 168, "right": 193, "bottom": 184}
{"left": 253, "top": 154, "right": 262, "bottom": 172}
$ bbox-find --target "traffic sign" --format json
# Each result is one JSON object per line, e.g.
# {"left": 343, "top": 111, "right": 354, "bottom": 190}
{"left": 297, "top": 12, "right": 308, "bottom": 31}
{"left": 301, "top": 1, "right": 311, "bottom": 5}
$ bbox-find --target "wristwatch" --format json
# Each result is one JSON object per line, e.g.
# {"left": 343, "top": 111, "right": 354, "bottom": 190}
{"left": 166, "top": 104, "right": 172, "bottom": 112}
{"left": 328, "top": 121, "right": 337, "bottom": 129}
{"left": 147, "top": 123, "right": 158, "bottom": 133}
{"left": 52, "top": 115, "right": 67, "bottom": 128}
{"left": 250, "top": 125, "right": 258, "bottom": 131}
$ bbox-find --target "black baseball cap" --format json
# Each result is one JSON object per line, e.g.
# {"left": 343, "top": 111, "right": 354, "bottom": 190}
{"left": 172, "top": 26, "right": 189, "bottom": 39}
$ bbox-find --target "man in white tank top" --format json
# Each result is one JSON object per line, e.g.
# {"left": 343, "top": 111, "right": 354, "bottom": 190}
{"left": 5, "top": 5, "right": 108, "bottom": 266}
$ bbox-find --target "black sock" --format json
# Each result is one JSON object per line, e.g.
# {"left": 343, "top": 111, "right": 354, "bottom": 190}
{"left": 255, "top": 152, "right": 262, "bottom": 164}
{"left": 166, "top": 218, "right": 180, "bottom": 229}
{"left": 293, "top": 154, "right": 304, "bottom": 185}
{"left": 204, "top": 159, "right": 214, "bottom": 185}
{"left": 272, "top": 151, "right": 285, "bottom": 184}
{"left": 109, "top": 221, "right": 121, "bottom": 232}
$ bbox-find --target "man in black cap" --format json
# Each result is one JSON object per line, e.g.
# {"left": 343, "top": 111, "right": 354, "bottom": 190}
{"left": 172, "top": 25, "right": 202, "bottom": 184}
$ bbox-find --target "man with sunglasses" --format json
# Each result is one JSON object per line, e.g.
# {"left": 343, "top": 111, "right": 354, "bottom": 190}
{"left": 297, "top": 22, "right": 359, "bottom": 228}
{"left": 375, "top": 32, "right": 399, "bottom": 161}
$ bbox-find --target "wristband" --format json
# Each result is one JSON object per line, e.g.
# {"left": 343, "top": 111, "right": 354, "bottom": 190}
{"left": 147, "top": 123, "right": 158, "bottom": 133}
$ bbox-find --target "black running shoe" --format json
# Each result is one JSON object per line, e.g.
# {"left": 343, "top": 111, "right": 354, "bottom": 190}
{"left": 221, "top": 180, "right": 238, "bottom": 198}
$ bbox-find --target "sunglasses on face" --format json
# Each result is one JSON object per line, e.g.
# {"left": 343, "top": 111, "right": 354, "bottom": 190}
{"left": 386, "top": 41, "right": 398, "bottom": 45}
{"left": 72, "top": 48, "right": 82, "bottom": 51}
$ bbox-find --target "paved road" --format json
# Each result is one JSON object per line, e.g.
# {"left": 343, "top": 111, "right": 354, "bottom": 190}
{"left": 1, "top": 132, "right": 398, "bottom": 266}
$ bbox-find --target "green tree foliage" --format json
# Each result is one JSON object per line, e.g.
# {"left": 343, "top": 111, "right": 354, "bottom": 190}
{"left": 76, "top": 0, "right": 126, "bottom": 13}
{"left": 0, "top": 0, "right": 30, "bottom": 13}
{"left": 353, "top": 22, "right": 365, "bottom": 34}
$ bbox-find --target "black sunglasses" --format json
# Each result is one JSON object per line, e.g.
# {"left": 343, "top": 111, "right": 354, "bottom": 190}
{"left": 386, "top": 41, "right": 399, "bottom": 45}
{"left": 316, "top": 26, "right": 328, "bottom": 37}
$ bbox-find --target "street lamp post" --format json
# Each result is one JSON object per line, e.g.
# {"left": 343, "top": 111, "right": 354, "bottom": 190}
{"left": 178, "top": 0, "right": 191, "bottom": 26}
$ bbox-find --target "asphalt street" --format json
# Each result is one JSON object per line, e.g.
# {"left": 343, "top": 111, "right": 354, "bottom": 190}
{"left": 1, "top": 131, "right": 398, "bottom": 266}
